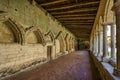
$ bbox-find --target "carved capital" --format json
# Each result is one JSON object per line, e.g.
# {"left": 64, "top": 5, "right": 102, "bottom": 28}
{"left": 102, "top": 22, "right": 115, "bottom": 26}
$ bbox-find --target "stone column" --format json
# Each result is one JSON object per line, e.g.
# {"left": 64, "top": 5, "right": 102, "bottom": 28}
{"left": 98, "top": 30, "right": 103, "bottom": 56}
{"left": 94, "top": 32, "right": 97, "bottom": 56}
{"left": 102, "top": 24, "right": 108, "bottom": 61}
{"left": 93, "top": 32, "right": 96, "bottom": 54}
{"left": 92, "top": 36, "right": 94, "bottom": 53}
{"left": 98, "top": 30, "right": 100, "bottom": 56}
{"left": 110, "top": 23, "right": 116, "bottom": 59}
{"left": 96, "top": 31, "right": 99, "bottom": 56}
{"left": 112, "top": 0, "right": 120, "bottom": 75}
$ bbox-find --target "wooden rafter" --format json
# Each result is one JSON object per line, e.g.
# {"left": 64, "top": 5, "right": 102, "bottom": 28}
{"left": 60, "top": 20, "right": 94, "bottom": 23}
{"left": 54, "top": 14, "right": 96, "bottom": 18}
{"left": 58, "top": 17, "right": 95, "bottom": 20}
{"left": 40, "top": 0, "right": 68, "bottom": 6}
{"left": 51, "top": 7, "right": 98, "bottom": 15}
{"left": 66, "top": 27, "right": 91, "bottom": 31}
{"left": 47, "top": 1, "right": 100, "bottom": 11}
{"left": 64, "top": 23, "right": 93, "bottom": 25}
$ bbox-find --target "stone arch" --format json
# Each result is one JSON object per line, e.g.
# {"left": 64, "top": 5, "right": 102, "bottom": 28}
{"left": 71, "top": 38, "right": 74, "bottom": 49}
{"left": 44, "top": 30, "right": 55, "bottom": 60}
{"left": 0, "top": 18, "right": 25, "bottom": 44}
{"left": 55, "top": 31, "right": 66, "bottom": 53}
{"left": 69, "top": 36, "right": 73, "bottom": 50}
{"left": 99, "top": 16, "right": 103, "bottom": 31}
{"left": 104, "top": 0, "right": 114, "bottom": 22}
{"left": 64, "top": 33, "right": 69, "bottom": 51}
{"left": 26, "top": 27, "right": 45, "bottom": 45}
{"left": 45, "top": 30, "right": 55, "bottom": 43}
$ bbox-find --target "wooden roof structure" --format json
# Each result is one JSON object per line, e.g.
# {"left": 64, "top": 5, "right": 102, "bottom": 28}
{"left": 35, "top": 0, "right": 100, "bottom": 38}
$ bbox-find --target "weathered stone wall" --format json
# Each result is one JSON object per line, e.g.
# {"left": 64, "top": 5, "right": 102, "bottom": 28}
{"left": 0, "top": 0, "right": 75, "bottom": 79}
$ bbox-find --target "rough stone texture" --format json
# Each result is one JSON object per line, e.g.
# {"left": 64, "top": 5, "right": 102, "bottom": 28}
{"left": 0, "top": 0, "right": 75, "bottom": 79}
{"left": 2, "top": 51, "right": 96, "bottom": 80}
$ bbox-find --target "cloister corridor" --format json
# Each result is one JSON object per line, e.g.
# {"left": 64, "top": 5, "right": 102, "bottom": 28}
{"left": 2, "top": 51, "right": 97, "bottom": 80}
{"left": 1, "top": 0, "right": 120, "bottom": 80}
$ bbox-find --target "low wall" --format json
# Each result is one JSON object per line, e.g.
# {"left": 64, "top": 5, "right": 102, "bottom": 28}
{"left": 90, "top": 52, "right": 114, "bottom": 80}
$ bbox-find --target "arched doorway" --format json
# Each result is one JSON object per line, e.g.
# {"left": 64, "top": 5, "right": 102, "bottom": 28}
{"left": 55, "top": 31, "right": 66, "bottom": 57}
{"left": 45, "top": 31, "right": 55, "bottom": 61}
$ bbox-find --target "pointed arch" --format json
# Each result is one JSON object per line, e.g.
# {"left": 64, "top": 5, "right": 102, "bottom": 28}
{"left": 1, "top": 18, "right": 25, "bottom": 44}
{"left": 25, "top": 27, "right": 46, "bottom": 45}
{"left": 104, "top": 0, "right": 114, "bottom": 22}
{"left": 55, "top": 31, "right": 66, "bottom": 53}
{"left": 45, "top": 30, "right": 55, "bottom": 43}
{"left": 64, "top": 33, "right": 69, "bottom": 51}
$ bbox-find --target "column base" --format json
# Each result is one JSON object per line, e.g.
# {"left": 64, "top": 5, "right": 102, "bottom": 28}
{"left": 102, "top": 57, "right": 110, "bottom": 62}
{"left": 113, "top": 68, "right": 120, "bottom": 76}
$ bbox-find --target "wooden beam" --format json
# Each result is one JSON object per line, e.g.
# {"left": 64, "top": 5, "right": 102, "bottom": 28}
{"left": 66, "top": 26, "right": 91, "bottom": 29}
{"left": 54, "top": 14, "right": 96, "bottom": 18}
{"left": 40, "top": 0, "right": 68, "bottom": 6}
{"left": 62, "top": 22, "right": 94, "bottom": 24}
{"left": 58, "top": 17, "right": 95, "bottom": 20}
{"left": 64, "top": 23, "right": 93, "bottom": 25}
{"left": 64, "top": 24, "right": 93, "bottom": 27}
{"left": 61, "top": 20, "right": 94, "bottom": 23}
{"left": 66, "top": 28, "right": 91, "bottom": 31}
{"left": 47, "top": 1, "right": 100, "bottom": 11}
{"left": 51, "top": 7, "right": 98, "bottom": 15}
{"left": 59, "top": 19, "right": 95, "bottom": 21}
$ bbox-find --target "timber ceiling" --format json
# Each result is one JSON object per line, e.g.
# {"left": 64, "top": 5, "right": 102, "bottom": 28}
{"left": 35, "top": 0, "right": 100, "bottom": 38}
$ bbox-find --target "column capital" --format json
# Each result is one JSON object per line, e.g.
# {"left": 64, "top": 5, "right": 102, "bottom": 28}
{"left": 99, "top": 30, "right": 103, "bottom": 33}
{"left": 102, "top": 22, "right": 115, "bottom": 26}
{"left": 112, "top": 1, "right": 120, "bottom": 13}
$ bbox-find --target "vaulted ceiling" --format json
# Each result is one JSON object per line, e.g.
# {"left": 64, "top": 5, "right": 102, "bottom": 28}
{"left": 35, "top": 0, "right": 100, "bottom": 38}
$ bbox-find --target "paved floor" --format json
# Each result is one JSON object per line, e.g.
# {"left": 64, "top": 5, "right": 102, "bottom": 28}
{"left": 3, "top": 51, "right": 96, "bottom": 80}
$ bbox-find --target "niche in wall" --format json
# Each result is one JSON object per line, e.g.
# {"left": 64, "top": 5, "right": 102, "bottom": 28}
{"left": 26, "top": 31, "right": 39, "bottom": 44}
{"left": 0, "top": 22, "right": 15, "bottom": 43}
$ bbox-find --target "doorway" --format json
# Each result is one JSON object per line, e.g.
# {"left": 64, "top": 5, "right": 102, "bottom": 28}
{"left": 47, "top": 46, "right": 52, "bottom": 61}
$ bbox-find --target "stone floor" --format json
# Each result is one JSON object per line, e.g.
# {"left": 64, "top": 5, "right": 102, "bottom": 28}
{"left": 3, "top": 51, "right": 97, "bottom": 80}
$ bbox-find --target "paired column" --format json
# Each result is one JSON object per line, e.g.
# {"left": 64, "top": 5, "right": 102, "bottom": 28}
{"left": 110, "top": 23, "right": 116, "bottom": 59}
{"left": 94, "top": 32, "right": 98, "bottom": 56}
{"left": 102, "top": 24, "right": 108, "bottom": 61}
{"left": 93, "top": 32, "right": 96, "bottom": 54}
{"left": 112, "top": 0, "right": 120, "bottom": 75}
{"left": 98, "top": 30, "right": 103, "bottom": 56}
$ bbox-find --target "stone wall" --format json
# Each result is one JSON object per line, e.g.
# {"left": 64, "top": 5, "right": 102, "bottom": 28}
{"left": 90, "top": 52, "right": 114, "bottom": 80}
{"left": 0, "top": 0, "right": 75, "bottom": 79}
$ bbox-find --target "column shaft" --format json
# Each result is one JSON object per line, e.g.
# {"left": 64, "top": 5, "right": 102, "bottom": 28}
{"left": 102, "top": 25, "right": 108, "bottom": 60}
{"left": 99, "top": 31, "right": 103, "bottom": 56}
{"left": 93, "top": 33, "right": 96, "bottom": 54}
{"left": 98, "top": 31, "right": 100, "bottom": 56}
{"left": 96, "top": 32, "right": 99, "bottom": 56}
{"left": 111, "top": 24, "right": 116, "bottom": 59}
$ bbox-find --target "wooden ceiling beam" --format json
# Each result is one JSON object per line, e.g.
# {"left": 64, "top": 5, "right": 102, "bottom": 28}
{"left": 66, "top": 28, "right": 91, "bottom": 31}
{"left": 40, "top": 0, "right": 68, "bottom": 6}
{"left": 58, "top": 17, "right": 95, "bottom": 20}
{"left": 54, "top": 14, "right": 96, "bottom": 18}
{"left": 66, "top": 26, "right": 91, "bottom": 29}
{"left": 61, "top": 20, "right": 94, "bottom": 23}
{"left": 47, "top": 1, "right": 100, "bottom": 11}
{"left": 64, "top": 23, "right": 93, "bottom": 25}
{"left": 59, "top": 19, "right": 94, "bottom": 21}
{"left": 51, "top": 7, "right": 98, "bottom": 15}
